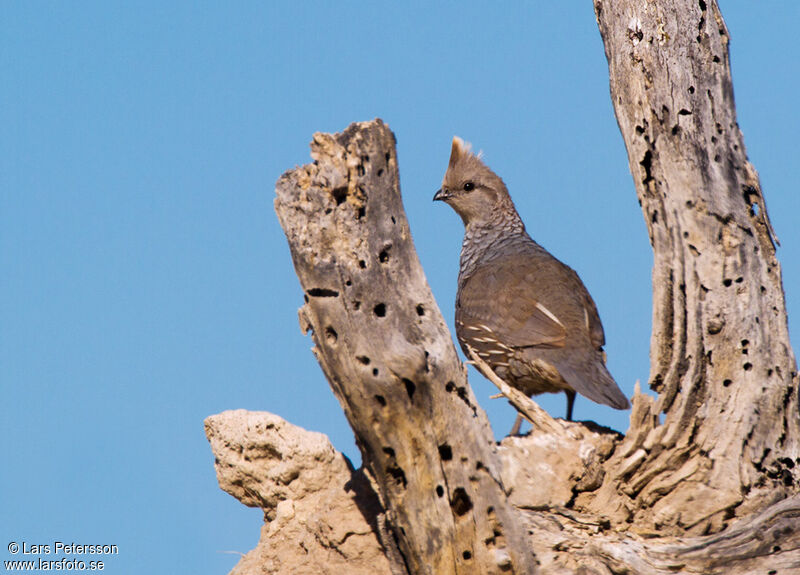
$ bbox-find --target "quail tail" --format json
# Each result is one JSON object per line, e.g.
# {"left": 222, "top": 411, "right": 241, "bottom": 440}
{"left": 546, "top": 350, "right": 630, "bottom": 411}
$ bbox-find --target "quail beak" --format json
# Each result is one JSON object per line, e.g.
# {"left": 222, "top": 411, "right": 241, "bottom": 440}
{"left": 433, "top": 188, "right": 449, "bottom": 202}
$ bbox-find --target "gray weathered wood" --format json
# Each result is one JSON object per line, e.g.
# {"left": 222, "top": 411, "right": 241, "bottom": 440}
{"left": 521, "top": 493, "right": 800, "bottom": 573}
{"left": 585, "top": 0, "right": 800, "bottom": 536}
{"left": 274, "top": 120, "right": 537, "bottom": 574}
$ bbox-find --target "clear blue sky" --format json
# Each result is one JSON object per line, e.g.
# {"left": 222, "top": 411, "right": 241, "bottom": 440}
{"left": 2, "top": 3, "right": 798, "bottom": 573}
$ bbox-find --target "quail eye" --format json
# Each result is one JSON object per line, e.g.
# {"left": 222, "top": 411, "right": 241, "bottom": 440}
{"left": 463, "top": 182, "right": 475, "bottom": 191}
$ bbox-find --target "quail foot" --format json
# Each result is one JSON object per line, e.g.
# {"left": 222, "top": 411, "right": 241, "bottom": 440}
{"left": 434, "top": 137, "right": 630, "bottom": 434}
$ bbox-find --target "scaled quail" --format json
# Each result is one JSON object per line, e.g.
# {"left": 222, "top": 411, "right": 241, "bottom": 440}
{"left": 434, "top": 137, "right": 630, "bottom": 434}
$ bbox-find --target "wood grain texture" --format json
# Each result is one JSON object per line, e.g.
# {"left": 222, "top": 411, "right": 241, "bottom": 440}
{"left": 587, "top": 0, "right": 800, "bottom": 535}
{"left": 274, "top": 120, "right": 536, "bottom": 575}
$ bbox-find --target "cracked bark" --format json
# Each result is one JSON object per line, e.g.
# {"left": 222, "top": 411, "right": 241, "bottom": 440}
{"left": 211, "top": 1, "right": 800, "bottom": 573}
{"left": 588, "top": 0, "right": 800, "bottom": 536}
{"left": 274, "top": 122, "right": 536, "bottom": 574}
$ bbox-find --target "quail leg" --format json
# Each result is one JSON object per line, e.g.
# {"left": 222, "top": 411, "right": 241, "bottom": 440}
{"left": 565, "top": 390, "right": 576, "bottom": 421}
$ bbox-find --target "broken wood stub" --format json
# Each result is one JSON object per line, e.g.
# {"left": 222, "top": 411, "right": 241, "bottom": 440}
{"left": 274, "top": 119, "right": 536, "bottom": 574}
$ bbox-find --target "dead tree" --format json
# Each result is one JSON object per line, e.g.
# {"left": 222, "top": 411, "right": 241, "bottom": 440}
{"left": 585, "top": 0, "right": 799, "bottom": 535}
{"left": 207, "top": 1, "right": 800, "bottom": 573}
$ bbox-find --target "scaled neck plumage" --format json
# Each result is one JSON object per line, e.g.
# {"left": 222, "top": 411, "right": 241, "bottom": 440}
{"left": 459, "top": 205, "right": 530, "bottom": 281}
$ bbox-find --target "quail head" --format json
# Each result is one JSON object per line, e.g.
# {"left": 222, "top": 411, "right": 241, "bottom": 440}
{"left": 434, "top": 137, "right": 629, "bottom": 433}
